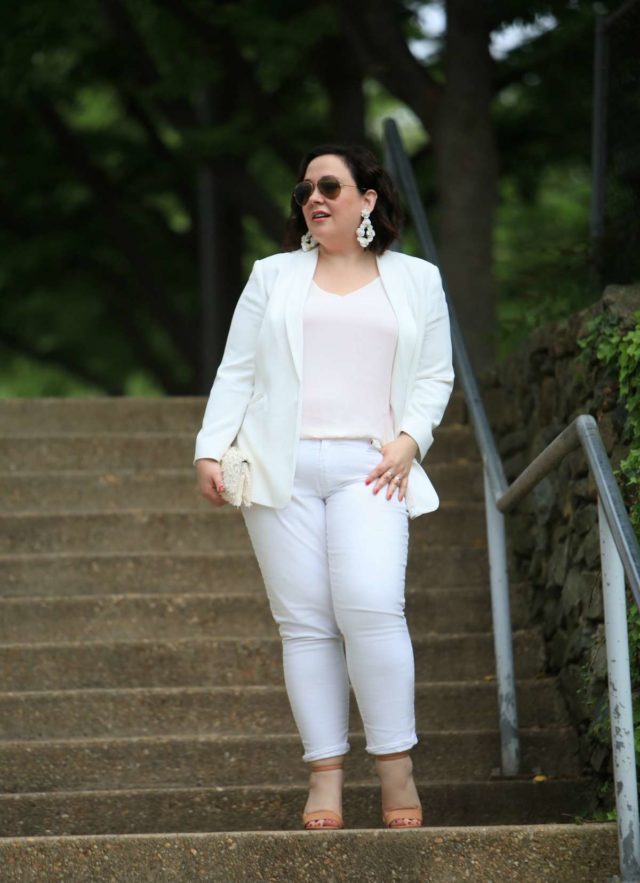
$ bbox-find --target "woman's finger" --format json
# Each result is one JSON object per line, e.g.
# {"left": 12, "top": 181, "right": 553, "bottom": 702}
{"left": 386, "top": 474, "right": 403, "bottom": 501}
{"left": 371, "top": 465, "right": 391, "bottom": 495}
{"left": 373, "top": 466, "right": 400, "bottom": 497}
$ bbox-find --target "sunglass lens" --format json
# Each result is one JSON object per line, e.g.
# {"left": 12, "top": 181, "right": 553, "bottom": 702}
{"left": 293, "top": 182, "right": 313, "bottom": 206}
{"left": 318, "top": 177, "right": 341, "bottom": 199}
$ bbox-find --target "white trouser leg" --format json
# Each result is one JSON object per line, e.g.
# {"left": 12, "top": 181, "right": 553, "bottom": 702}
{"left": 240, "top": 437, "right": 417, "bottom": 762}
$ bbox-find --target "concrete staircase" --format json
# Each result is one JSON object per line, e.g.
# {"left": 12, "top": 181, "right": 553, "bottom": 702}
{"left": 0, "top": 391, "right": 619, "bottom": 881}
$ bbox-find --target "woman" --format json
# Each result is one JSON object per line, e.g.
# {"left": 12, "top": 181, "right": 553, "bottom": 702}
{"left": 194, "top": 144, "right": 455, "bottom": 830}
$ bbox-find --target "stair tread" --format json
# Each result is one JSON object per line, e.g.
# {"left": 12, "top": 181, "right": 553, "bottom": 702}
{"left": 0, "top": 823, "right": 619, "bottom": 883}
{"left": 0, "top": 393, "right": 605, "bottom": 871}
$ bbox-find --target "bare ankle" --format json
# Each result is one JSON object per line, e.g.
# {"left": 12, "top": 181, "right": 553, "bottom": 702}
{"left": 375, "top": 752, "right": 413, "bottom": 781}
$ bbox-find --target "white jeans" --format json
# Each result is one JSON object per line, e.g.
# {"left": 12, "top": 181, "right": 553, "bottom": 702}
{"left": 240, "top": 437, "right": 418, "bottom": 763}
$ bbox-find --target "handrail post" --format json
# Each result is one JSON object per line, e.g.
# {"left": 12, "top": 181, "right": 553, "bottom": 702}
{"left": 598, "top": 497, "right": 640, "bottom": 882}
{"left": 484, "top": 465, "right": 521, "bottom": 774}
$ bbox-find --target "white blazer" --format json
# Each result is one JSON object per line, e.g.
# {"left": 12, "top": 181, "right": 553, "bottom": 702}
{"left": 194, "top": 247, "right": 455, "bottom": 519}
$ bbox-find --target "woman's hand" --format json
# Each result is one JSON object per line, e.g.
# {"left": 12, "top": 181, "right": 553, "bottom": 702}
{"left": 195, "top": 458, "right": 229, "bottom": 508}
{"left": 364, "top": 432, "right": 419, "bottom": 502}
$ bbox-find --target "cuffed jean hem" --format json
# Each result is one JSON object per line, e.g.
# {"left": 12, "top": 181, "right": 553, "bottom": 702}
{"left": 302, "top": 742, "right": 351, "bottom": 763}
{"left": 365, "top": 736, "right": 419, "bottom": 756}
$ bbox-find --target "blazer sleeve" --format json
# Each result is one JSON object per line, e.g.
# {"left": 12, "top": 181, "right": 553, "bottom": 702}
{"left": 193, "top": 259, "right": 267, "bottom": 464}
{"left": 398, "top": 264, "right": 455, "bottom": 462}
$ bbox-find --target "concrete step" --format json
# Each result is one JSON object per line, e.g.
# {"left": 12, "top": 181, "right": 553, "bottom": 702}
{"left": 0, "top": 778, "right": 599, "bottom": 836}
{"left": 0, "top": 546, "right": 491, "bottom": 597}
{"left": 0, "top": 502, "right": 487, "bottom": 554}
{"left": 0, "top": 678, "right": 569, "bottom": 740}
{"left": 0, "top": 629, "right": 547, "bottom": 691}
{"left": 0, "top": 727, "right": 582, "bottom": 792}
{"left": 0, "top": 461, "right": 485, "bottom": 512}
{"left": 0, "top": 391, "right": 469, "bottom": 434}
{"left": 0, "top": 425, "right": 479, "bottom": 473}
{"left": 2, "top": 394, "right": 612, "bottom": 879}
{"left": 0, "top": 584, "right": 532, "bottom": 643}
{"left": 0, "top": 823, "right": 620, "bottom": 883}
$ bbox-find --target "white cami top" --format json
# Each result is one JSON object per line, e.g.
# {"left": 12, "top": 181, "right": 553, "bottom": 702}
{"left": 299, "top": 276, "right": 398, "bottom": 443}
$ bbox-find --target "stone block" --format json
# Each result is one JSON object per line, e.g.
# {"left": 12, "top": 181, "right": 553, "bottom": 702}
{"left": 532, "top": 476, "right": 557, "bottom": 525}
{"left": 548, "top": 540, "right": 570, "bottom": 587}
{"left": 585, "top": 572, "right": 604, "bottom": 621}
{"left": 551, "top": 320, "right": 575, "bottom": 358}
{"left": 561, "top": 663, "right": 592, "bottom": 721}
{"left": 497, "top": 428, "right": 528, "bottom": 457}
{"left": 590, "top": 626, "right": 608, "bottom": 681}
{"left": 602, "top": 283, "right": 640, "bottom": 324}
{"left": 573, "top": 505, "right": 597, "bottom": 536}
{"left": 565, "top": 622, "right": 597, "bottom": 663}
{"left": 512, "top": 527, "right": 535, "bottom": 556}
{"left": 566, "top": 450, "right": 589, "bottom": 480}
{"left": 483, "top": 387, "right": 512, "bottom": 431}
{"left": 596, "top": 412, "right": 616, "bottom": 455}
{"left": 583, "top": 523, "right": 602, "bottom": 569}
{"left": 548, "top": 627, "right": 568, "bottom": 669}
{"left": 561, "top": 568, "right": 587, "bottom": 622}
{"left": 542, "top": 588, "right": 563, "bottom": 636}
{"left": 503, "top": 451, "right": 526, "bottom": 482}
{"left": 527, "top": 548, "right": 546, "bottom": 582}
{"left": 572, "top": 476, "right": 597, "bottom": 503}
{"left": 571, "top": 535, "right": 585, "bottom": 565}
{"left": 538, "top": 375, "right": 557, "bottom": 423}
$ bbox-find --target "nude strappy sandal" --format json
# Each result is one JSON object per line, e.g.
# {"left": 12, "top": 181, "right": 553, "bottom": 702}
{"left": 301, "top": 760, "right": 345, "bottom": 830}
{"left": 376, "top": 750, "right": 423, "bottom": 828}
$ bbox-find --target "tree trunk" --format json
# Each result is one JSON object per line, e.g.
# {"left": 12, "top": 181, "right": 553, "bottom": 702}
{"left": 195, "top": 164, "right": 245, "bottom": 394}
{"left": 434, "top": 0, "right": 499, "bottom": 373}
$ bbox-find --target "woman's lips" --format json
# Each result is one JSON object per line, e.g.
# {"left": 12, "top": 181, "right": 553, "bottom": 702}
{"left": 311, "top": 212, "right": 330, "bottom": 221}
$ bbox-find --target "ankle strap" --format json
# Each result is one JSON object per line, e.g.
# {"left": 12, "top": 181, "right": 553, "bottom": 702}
{"left": 375, "top": 750, "right": 411, "bottom": 761}
{"left": 309, "top": 762, "right": 344, "bottom": 771}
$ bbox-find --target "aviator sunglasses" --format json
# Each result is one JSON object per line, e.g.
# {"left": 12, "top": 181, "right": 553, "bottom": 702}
{"left": 292, "top": 175, "right": 366, "bottom": 207}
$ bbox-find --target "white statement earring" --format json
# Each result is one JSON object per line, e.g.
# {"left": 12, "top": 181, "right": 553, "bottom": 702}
{"left": 301, "top": 230, "right": 318, "bottom": 252}
{"left": 356, "top": 209, "right": 375, "bottom": 248}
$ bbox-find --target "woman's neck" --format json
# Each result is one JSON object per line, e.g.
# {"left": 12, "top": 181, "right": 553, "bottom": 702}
{"left": 316, "top": 244, "right": 377, "bottom": 269}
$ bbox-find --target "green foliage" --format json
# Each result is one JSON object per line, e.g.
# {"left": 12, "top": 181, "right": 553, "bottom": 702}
{"left": 577, "top": 309, "right": 640, "bottom": 531}
{"left": 495, "top": 165, "right": 599, "bottom": 358}
{"left": 0, "top": 0, "right": 636, "bottom": 396}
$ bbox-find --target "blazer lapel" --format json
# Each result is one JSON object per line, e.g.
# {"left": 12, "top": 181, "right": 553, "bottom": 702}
{"left": 283, "top": 248, "right": 319, "bottom": 383}
{"left": 376, "top": 251, "right": 418, "bottom": 432}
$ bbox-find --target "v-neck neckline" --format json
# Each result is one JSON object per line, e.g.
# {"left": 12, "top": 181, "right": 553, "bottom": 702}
{"left": 311, "top": 276, "right": 381, "bottom": 297}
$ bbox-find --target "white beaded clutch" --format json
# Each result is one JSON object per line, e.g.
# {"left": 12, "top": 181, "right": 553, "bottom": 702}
{"left": 220, "top": 445, "right": 254, "bottom": 507}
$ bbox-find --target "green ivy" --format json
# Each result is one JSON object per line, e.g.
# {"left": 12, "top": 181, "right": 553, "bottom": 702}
{"left": 575, "top": 307, "right": 640, "bottom": 821}
{"left": 577, "top": 308, "right": 640, "bottom": 534}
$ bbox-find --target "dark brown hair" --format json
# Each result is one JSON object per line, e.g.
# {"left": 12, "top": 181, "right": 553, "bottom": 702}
{"left": 282, "top": 143, "right": 403, "bottom": 255}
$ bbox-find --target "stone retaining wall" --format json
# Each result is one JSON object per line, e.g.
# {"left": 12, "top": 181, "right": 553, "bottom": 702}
{"left": 478, "top": 284, "right": 640, "bottom": 809}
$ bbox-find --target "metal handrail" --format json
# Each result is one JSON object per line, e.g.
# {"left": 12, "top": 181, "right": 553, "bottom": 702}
{"left": 498, "top": 416, "right": 640, "bottom": 604}
{"left": 383, "top": 117, "right": 640, "bottom": 883}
